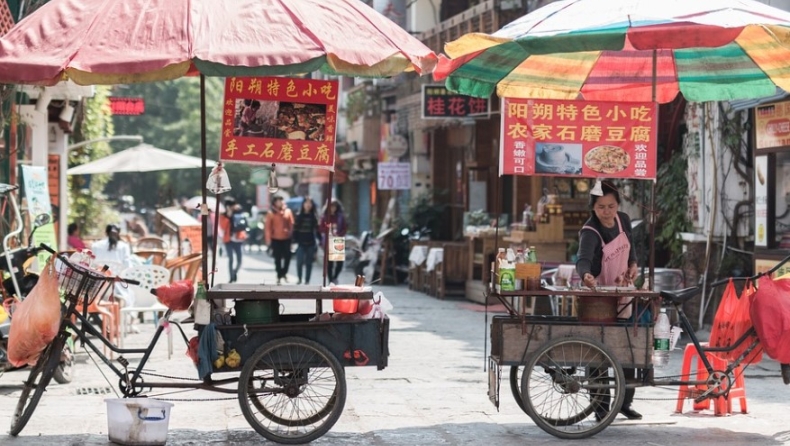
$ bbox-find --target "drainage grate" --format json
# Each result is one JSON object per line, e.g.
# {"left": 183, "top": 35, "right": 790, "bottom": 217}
{"left": 75, "top": 387, "right": 114, "bottom": 395}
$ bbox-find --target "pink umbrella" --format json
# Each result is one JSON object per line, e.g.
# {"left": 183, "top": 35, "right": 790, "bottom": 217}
{"left": 0, "top": 0, "right": 436, "bottom": 85}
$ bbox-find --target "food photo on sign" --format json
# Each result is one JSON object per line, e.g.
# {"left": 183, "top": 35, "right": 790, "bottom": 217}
{"left": 500, "top": 98, "right": 658, "bottom": 179}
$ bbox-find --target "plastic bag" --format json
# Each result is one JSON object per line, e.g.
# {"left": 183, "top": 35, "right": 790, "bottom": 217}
{"left": 357, "top": 291, "right": 393, "bottom": 320}
{"left": 750, "top": 276, "right": 790, "bottom": 363}
{"left": 153, "top": 279, "right": 194, "bottom": 311}
{"left": 724, "top": 280, "right": 762, "bottom": 364}
{"left": 709, "top": 279, "right": 737, "bottom": 349}
{"left": 7, "top": 259, "right": 62, "bottom": 367}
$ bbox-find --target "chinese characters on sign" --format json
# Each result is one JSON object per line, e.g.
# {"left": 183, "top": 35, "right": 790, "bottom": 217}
{"left": 220, "top": 77, "right": 339, "bottom": 169}
{"left": 500, "top": 98, "right": 658, "bottom": 179}
{"left": 109, "top": 97, "right": 145, "bottom": 115}
{"left": 755, "top": 101, "right": 790, "bottom": 150}
{"left": 377, "top": 162, "right": 411, "bottom": 190}
{"left": 421, "top": 85, "right": 489, "bottom": 119}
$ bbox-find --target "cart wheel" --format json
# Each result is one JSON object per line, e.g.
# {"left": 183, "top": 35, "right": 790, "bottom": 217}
{"left": 509, "top": 366, "right": 528, "bottom": 415}
{"left": 520, "top": 336, "right": 625, "bottom": 440}
{"left": 238, "top": 336, "right": 347, "bottom": 444}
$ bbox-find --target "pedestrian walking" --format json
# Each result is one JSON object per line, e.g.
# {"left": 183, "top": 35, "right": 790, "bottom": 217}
{"left": 320, "top": 198, "right": 347, "bottom": 284}
{"left": 292, "top": 197, "right": 321, "bottom": 285}
{"left": 219, "top": 198, "right": 248, "bottom": 283}
{"left": 265, "top": 195, "right": 295, "bottom": 285}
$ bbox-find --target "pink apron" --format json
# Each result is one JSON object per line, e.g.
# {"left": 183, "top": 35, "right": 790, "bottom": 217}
{"left": 582, "top": 214, "right": 633, "bottom": 318}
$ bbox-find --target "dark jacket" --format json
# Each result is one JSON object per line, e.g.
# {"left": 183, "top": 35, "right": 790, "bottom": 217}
{"left": 293, "top": 212, "right": 320, "bottom": 246}
{"left": 575, "top": 211, "right": 637, "bottom": 279}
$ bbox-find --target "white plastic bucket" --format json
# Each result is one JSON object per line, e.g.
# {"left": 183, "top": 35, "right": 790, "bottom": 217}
{"left": 105, "top": 398, "right": 174, "bottom": 446}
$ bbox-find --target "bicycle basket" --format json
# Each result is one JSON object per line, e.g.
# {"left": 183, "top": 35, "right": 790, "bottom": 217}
{"left": 56, "top": 260, "right": 113, "bottom": 304}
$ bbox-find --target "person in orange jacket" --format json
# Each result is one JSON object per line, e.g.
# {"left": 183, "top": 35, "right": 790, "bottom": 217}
{"left": 265, "top": 195, "right": 294, "bottom": 285}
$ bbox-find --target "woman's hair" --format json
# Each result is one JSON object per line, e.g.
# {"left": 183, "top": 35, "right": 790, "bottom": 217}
{"left": 299, "top": 197, "right": 316, "bottom": 216}
{"left": 68, "top": 223, "right": 78, "bottom": 235}
{"left": 588, "top": 181, "right": 620, "bottom": 209}
{"left": 105, "top": 224, "right": 121, "bottom": 250}
{"left": 323, "top": 198, "right": 343, "bottom": 215}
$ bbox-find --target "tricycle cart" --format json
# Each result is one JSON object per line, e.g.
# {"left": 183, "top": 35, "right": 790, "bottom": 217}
{"left": 487, "top": 282, "right": 772, "bottom": 440}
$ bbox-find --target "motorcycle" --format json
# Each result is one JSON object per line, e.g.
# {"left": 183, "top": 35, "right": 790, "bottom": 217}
{"left": 0, "top": 185, "right": 73, "bottom": 383}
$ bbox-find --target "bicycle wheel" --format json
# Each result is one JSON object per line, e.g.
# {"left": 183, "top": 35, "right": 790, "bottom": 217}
{"left": 521, "top": 336, "right": 624, "bottom": 440}
{"left": 238, "top": 336, "right": 346, "bottom": 445}
{"left": 9, "top": 332, "right": 66, "bottom": 436}
{"left": 509, "top": 366, "right": 528, "bottom": 414}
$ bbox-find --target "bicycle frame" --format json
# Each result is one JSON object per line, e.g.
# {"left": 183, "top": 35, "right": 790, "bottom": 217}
{"left": 63, "top": 299, "right": 239, "bottom": 395}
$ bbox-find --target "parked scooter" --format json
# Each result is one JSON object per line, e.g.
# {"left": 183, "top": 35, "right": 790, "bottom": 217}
{"left": 0, "top": 185, "right": 73, "bottom": 383}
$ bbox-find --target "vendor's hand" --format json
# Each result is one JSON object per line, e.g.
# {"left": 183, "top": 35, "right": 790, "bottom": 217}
{"left": 583, "top": 273, "right": 597, "bottom": 289}
{"left": 627, "top": 264, "right": 639, "bottom": 282}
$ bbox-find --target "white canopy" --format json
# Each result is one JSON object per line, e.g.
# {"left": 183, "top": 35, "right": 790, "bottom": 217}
{"left": 67, "top": 143, "right": 216, "bottom": 175}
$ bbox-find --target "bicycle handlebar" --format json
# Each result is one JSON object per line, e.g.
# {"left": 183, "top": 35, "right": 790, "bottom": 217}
{"left": 708, "top": 251, "right": 790, "bottom": 288}
{"left": 38, "top": 243, "right": 141, "bottom": 286}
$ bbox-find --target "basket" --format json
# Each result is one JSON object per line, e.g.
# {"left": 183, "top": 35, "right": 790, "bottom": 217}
{"left": 55, "top": 260, "right": 113, "bottom": 304}
{"left": 577, "top": 295, "right": 618, "bottom": 323}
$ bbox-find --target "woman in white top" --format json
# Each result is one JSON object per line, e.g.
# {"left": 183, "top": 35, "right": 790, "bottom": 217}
{"left": 91, "top": 224, "right": 139, "bottom": 306}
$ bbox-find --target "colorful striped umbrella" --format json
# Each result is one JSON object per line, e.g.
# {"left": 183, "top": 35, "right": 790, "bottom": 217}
{"left": 434, "top": 0, "right": 790, "bottom": 103}
{"left": 0, "top": 0, "right": 436, "bottom": 85}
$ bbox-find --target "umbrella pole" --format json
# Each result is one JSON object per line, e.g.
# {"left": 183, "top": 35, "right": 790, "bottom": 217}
{"left": 200, "top": 74, "right": 209, "bottom": 285}
{"left": 210, "top": 195, "right": 222, "bottom": 289}
{"left": 648, "top": 49, "right": 657, "bottom": 291}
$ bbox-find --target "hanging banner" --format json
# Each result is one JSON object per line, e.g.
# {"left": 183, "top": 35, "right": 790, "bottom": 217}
{"left": 754, "top": 156, "right": 769, "bottom": 247}
{"left": 500, "top": 98, "right": 658, "bottom": 179}
{"left": 20, "top": 165, "right": 57, "bottom": 262}
{"left": 220, "top": 77, "right": 339, "bottom": 170}
{"left": 755, "top": 100, "right": 790, "bottom": 150}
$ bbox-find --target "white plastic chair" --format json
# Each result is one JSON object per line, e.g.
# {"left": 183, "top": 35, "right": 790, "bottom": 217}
{"left": 118, "top": 265, "right": 174, "bottom": 357}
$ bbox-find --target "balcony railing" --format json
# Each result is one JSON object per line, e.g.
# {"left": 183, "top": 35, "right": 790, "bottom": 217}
{"left": 418, "top": 0, "right": 525, "bottom": 55}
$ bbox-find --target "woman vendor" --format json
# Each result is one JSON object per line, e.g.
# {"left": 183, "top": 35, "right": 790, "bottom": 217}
{"left": 576, "top": 180, "right": 642, "bottom": 421}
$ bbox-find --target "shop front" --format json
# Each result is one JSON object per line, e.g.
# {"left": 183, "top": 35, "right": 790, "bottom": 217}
{"left": 753, "top": 100, "right": 790, "bottom": 276}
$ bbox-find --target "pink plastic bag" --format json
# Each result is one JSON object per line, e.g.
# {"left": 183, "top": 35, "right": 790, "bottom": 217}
{"left": 750, "top": 276, "right": 790, "bottom": 363}
{"left": 7, "top": 259, "right": 62, "bottom": 367}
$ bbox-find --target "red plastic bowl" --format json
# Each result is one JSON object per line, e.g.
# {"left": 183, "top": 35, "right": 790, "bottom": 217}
{"left": 333, "top": 299, "right": 359, "bottom": 314}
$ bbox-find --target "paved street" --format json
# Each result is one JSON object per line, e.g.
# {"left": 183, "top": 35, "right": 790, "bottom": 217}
{"left": 1, "top": 250, "right": 788, "bottom": 445}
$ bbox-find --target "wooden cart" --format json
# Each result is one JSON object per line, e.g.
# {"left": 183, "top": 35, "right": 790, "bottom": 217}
{"left": 488, "top": 288, "right": 659, "bottom": 440}
{"left": 205, "top": 284, "right": 390, "bottom": 444}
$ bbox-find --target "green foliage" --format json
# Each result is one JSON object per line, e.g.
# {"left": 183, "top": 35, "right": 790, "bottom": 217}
{"left": 655, "top": 151, "right": 692, "bottom": 267}
{"left": 109, "top": 78, "right": 255, "bottom": 210}
{"left": 406, "top": 191, "right": 445, "bottom": 237}
{"left": 69, "top": 86, "right": 119, "bottom": 237}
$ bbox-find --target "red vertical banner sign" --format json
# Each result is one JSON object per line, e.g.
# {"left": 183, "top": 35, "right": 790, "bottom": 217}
{"left": 500, "top": 98, "right": 658, "bottom": 179}
{"left": 220, "top": 77, "right": 339, "bottom": 169}
{"left": 47, "top": 154, "right": 60, "bottom": 239}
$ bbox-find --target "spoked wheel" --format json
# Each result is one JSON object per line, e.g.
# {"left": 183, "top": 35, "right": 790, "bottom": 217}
{"left": 521, "top": 336, "right": 625, "bottom": 440}
{"left": 10, "top": 332, "right": 66, "bottom": 436}
{"left": 52, "top": 341, "right": 74, "bottom": 384}
{"left": 509, "top": 366, "right": 528, "bottom": 414}
{"left": 238, "top": 336, "right": 347, "bottom": 445}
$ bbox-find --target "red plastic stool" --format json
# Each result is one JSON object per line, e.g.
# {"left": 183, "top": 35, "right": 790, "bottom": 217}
{"left": 675, "top": 342, "right": 747, "bottom": 416}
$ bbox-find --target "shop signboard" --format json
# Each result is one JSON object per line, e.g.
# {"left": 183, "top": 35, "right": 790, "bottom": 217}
{"left": 421, "top": 85, "right": 489, "bottom": 119}
{"left": 109, "top": 97, "right": 145, "bottom": 115}
{"left": 755, "top": 258, "right": 790, "bottom": 278}
{"left": 755, "top": 100, "right": 790, "bottom": 150}
{"left": 755, "top": 155, "right": 769, "bottom": 247}
{"left": 500, "top": 98, "right": 658, "bottom": 179}
{"left": 377, "top": 162, "right": 410, "bottom": 190}
{"left": 220, "top": 76, "right": 339, "bottom": 169}
{"left": 20, "top": 165, "right": 57, "bottom": 263}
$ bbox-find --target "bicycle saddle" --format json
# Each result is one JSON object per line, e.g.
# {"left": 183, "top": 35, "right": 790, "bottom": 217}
{"left": 659, "top": 287, "right": 700, "bottom": 304}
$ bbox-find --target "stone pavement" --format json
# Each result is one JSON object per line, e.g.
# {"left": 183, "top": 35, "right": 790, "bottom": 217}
{"left": 0, "top": 250, "right": 788, "bottom": 445}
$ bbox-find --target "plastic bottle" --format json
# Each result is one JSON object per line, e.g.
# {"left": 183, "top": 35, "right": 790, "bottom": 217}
{"left": 653, "top": 308, "right": 671, "bottom": 368}
{"left": 195, "top": 282, "right": 211, "bottom": 325}
{"left": 495, "top": 248, "right": 506, "bottom": 273}
{"left": 514, "top": 249, "right": 526, "bottom": 290}
{"left": 528, "top": 246, "right": 538, "bottom": 263}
